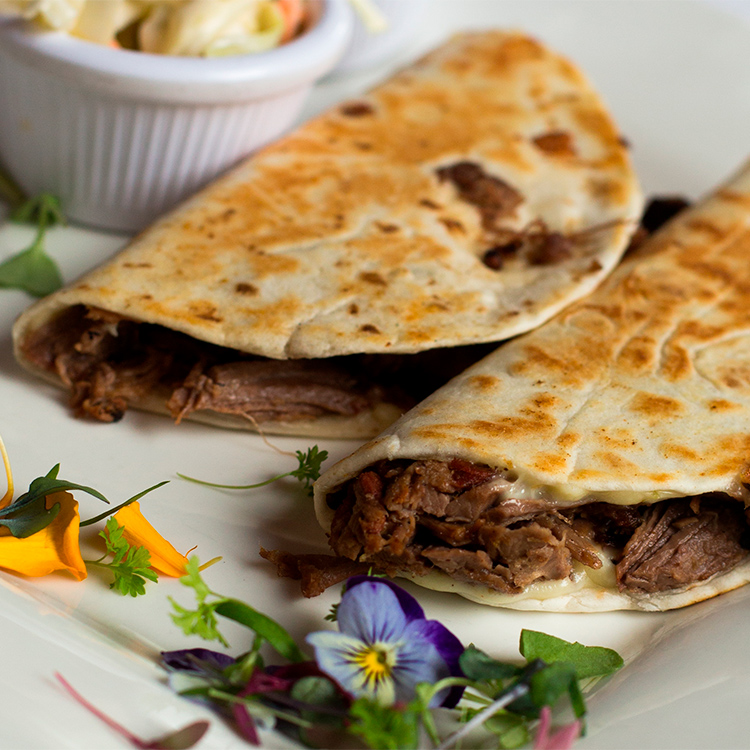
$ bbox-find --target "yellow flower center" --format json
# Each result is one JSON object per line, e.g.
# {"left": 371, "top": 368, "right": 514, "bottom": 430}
{"left": 353, "top": 645, "right": 394, "bottom": 685}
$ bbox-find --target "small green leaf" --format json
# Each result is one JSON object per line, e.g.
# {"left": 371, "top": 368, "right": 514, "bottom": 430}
{"left": 0, "top": 465, "right": 109, "bottom": 538}
{"left": 290, "top": 676, "right": 338, "bottom": 706}
{"left": 519, "top": 630, "right": 623, "bottom": 679}
{"left": 0, "top": 496, "right": 61, "bottom": 538}
{"left": 347, "top": 697, "right": 420, "bottom": 750}
{"left": 0, "top": 467, "right": 109, "bottom": 519}
{"left": 482, "top": 712, "right": 530, "bottom": 749}
{"left": 214, "top": 599, "right": 306, "bottom": 663}
{"left": 289, "top": 446, "right": 328, "bottom": 496}
{"left": 323, "top": 601, "right": 340, "bottom": 622}
{"left": 0, "top": 194, "right": 66, "bottom": 297}
{"left": 169, "top": 558, "right": 229, "bottom": 647}
{"left": 291, "top": 676, "right": 346, "bottom": 726}
{"left": 529, "top": 662, "right": 578, "bottom": 711}
{"left": 459, "top": 645, "right": 520, "bottom": 682}
{"left": 91, "top": 518, "right": 158, "bottom": 597}
{"left": 11, "top": 193, "right": 65, "bottom": 226}
{"left": 0, "top": 244, "right": 63, "bottom": 296}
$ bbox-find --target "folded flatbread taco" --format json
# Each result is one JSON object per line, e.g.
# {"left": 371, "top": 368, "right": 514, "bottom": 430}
{"left": 313, "top": 159, "right": 750, "bottom": 611}
{"left": 12, "top": 31, "right": 641, "bottom": 437}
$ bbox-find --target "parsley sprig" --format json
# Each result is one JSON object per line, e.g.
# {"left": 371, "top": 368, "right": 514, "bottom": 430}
{"left": 177, "top": 445, "right": 328, "bottom": 497}
{"left": 85, "top": 518, "right": 158, "bottom": 597}
{"left": 0, "top": 193, "right": 65, "bottom": 297}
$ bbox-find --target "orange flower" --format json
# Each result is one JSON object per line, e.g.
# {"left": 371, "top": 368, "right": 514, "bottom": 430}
{"left": 0, "top": 491, "right": 87, "bottom": 580}
{"left": 113, "top": 501, "right": 190, "bottom": 577}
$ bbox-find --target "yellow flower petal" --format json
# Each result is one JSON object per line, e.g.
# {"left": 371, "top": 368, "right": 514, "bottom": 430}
{"left": 113, "top": 501, "right": 190, "bottom": 577}
{"left": 0, "top": 491, "right": 86, "bottom": 580}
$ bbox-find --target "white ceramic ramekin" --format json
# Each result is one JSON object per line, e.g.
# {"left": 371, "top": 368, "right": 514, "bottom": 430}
{"left": 0, "top": 0, "right": 353, "bottom": 233}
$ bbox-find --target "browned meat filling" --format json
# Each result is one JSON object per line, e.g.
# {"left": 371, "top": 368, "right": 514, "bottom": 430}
{"left": 319, "top": 459, "right": 750, "bottom": 596}
{"left": 20, "top": 305, "right": 495, "bottom": 425}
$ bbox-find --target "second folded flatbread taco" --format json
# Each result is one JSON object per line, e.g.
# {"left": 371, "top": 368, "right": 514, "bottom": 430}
{"left": 13, "top": 31, "right": 641, "bottom": 437}
{"left": 314, "top": 159, "right": 750, "bottom": 610}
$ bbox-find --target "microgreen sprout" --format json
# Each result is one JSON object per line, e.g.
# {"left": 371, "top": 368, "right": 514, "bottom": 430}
{"left": 177, "top": 445, "right": 328, "bottom": 497}
{"left": 0, "top": 193, "right": 65, "bottom": 296}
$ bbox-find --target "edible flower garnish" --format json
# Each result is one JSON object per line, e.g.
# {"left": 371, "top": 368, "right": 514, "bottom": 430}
{"left": 534, "top": 707, "right": 581, "bottom": 750}
{"left": 0, "top": 490, "right": 87, "bottom": 580}
{"left": 0, "top": 192, "right": 65, "bottom": 296}
{"left": 113, "top": 500, "right": 191, "bottom": 577}
{"left": 0, "top": 434, "right": 182, "bottom": 592}
{"left": 307, "top": 576, "right": 463, "bottom": 707}
{"left": 178, "top": 444, "right": 327, "bottom": 497}
{"left": 162, "top": 564, "right": 623, "bottom": 749}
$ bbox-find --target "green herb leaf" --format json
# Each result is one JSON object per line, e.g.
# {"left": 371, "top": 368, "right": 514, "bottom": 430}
{"left": 0, "top": 493, "right": 62, "bottom": 537}
{"left": 289, "top": 446, "right": 328, "bottom": 496}
{"left": 91, "top": 518, "right": 158, "bottom": 597}
{"left": 323, "top": 602, "right": 339, "bottom": 622}
{"left": 347, "top": 697, "right": 420, "bottom": 750}
{"left": 0, "top": 464, "right": 109, "bottom": 538}
{"left": 214, "top": 599, "right": 306, "bottom": 663}
{"left": 483, "top": 712, "right": 530, "bottom": 749}
{"left": 519, "top": 630, "right": 624, "bottom": 679}
{"left": 459, "top": 645, "right": 520, "bottom": 682}
{"left": 169, "top": 557, "right": 229, "bottom": 647}
{"left": 0, "top": 243, "right": 63, "bottom": 297}
{"left": 528, "top": 662, "right": 578, "bottom": 712}
{"left": 11, "top": 193, "right": 65, "bottom": 226}
{"left": 0, "top": 193, "right": 65, "bottom": 297}
{"left": 290, "top": 676, "right": 346, "bottom": 726}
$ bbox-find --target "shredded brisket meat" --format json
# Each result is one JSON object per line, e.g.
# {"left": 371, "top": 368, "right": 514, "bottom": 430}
{"left": 616, "top": 496, "right": 748, "bottom": 593}
{"left": 20, "top": 305, "right": 495, "bottom": 425}
{"left": 280, "top": 459, "right": 750, "bottom": 598}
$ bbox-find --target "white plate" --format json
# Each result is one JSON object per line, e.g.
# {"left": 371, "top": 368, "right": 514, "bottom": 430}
{"left": 1, "top": 2, "right": 749, "bottom": 747}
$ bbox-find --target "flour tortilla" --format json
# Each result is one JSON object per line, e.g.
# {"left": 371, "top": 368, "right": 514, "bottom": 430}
{"left": 13, "top": 31, "right": 641, "bottom": 437}
{"left": 314, "top": 159, "right": 750, "bottom": 610}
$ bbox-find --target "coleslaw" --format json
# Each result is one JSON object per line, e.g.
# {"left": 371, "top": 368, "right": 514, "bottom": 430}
{"left": 0, "top": 0, "right": 383, "bottom": 56}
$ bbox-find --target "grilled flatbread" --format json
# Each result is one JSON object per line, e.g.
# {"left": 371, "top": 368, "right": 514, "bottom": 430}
{"left": 314, "top": 159, "right": 750, "bottom": 610}
{"left": 13, "top": 31, "right": 641, "bottom": 437}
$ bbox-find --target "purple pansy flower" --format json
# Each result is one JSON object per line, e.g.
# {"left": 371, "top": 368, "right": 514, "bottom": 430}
{"left": 161, "top": 648, "right": 235, "bottom": 674}
{"left": 306, "top": 576, "right": 464, "bottom": 708}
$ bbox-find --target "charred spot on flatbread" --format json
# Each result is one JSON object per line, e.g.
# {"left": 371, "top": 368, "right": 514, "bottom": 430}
{"left": 436, "top": 161, "right": 523, "bottom": 231}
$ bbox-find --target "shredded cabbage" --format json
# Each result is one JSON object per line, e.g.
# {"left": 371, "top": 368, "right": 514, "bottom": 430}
{"left": 0, "top": 0, "right": 313, "bottom": 55}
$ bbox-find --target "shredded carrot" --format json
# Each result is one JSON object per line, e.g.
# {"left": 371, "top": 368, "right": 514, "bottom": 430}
{"left": 278, "top": 0, "right": 305, "bottom": 42}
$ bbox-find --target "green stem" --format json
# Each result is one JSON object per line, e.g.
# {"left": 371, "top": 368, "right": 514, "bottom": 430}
{"left": 176, "top": 471, "right": 291, "bottom": 490}
{"left": 83, "top": 559, "right": 112, "bottom": 569}
{"left": 79, "top": 480, "right": 169, "bottom": 527}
